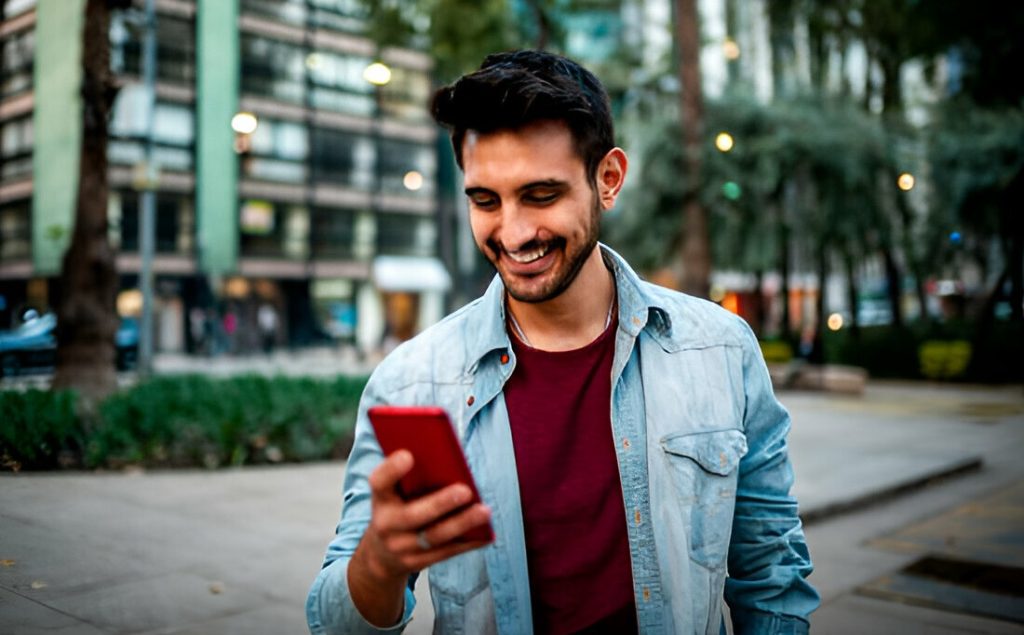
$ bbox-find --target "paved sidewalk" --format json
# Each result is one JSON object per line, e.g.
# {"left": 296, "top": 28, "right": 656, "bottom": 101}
{"left": 1, "top": 382, "right": 1022, "bottom": 634}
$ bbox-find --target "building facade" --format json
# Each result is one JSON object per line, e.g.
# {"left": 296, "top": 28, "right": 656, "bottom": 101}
{"left": 0, "top": 0, "right": 449, "bottom": 354}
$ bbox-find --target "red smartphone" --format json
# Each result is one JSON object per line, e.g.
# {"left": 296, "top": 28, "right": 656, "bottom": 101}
{"left": 367, "top": 405, "right": 494, "bottom": 543}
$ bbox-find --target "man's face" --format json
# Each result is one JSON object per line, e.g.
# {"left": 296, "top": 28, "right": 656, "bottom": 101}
{"left": 462, "top": 120, "right": 602, "bottom": 304}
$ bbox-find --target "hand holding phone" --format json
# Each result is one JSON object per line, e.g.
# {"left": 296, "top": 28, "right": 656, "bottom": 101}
{"left": 368, "top": 406, "right": 495, "bottom": 543}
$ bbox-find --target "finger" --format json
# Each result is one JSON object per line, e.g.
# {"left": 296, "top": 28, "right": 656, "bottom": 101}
{"left": 367, "top": 450, "right": 414, "bottom": 499}
{"left": 418, "top": 503, "right": 492, "bottom": 548}
{"left": 389, "top": 482, "right": 476, "bottom": 532}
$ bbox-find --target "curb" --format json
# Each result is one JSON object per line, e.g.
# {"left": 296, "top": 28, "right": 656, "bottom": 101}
{"left": 800, "top": 456, "right": 984, "bottom": 525}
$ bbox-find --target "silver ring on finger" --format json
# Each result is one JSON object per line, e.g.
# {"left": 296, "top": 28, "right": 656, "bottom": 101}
{"left": 416, "top": 530, "right": 431, "bottom": 551}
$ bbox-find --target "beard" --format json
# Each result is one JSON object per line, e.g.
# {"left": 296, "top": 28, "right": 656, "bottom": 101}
{"left": 487, "top": 198, "right": 602, "bottom": 304}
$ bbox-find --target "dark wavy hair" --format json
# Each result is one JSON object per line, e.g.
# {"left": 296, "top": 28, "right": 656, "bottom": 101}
{"left": 431, "top": 50, "right": 615, "bottom": 187}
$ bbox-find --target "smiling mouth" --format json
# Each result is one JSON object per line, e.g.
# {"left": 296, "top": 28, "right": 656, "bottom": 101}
{"left": 505, "top": 244, "right": 551, "bottom": 264}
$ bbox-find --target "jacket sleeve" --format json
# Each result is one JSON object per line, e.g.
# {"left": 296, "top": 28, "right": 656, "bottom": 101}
{"left": 724, "top": 321, "right": 819, "bottom": 634}
{"left": 306, "top": 371, "right": 419, "bottom": 635}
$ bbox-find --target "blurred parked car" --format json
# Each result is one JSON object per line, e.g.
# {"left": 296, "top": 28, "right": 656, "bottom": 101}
{"left": 0, "top": 313, "right": 139, "bottom": 377}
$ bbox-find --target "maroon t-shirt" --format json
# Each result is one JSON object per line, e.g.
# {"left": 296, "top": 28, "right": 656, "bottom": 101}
{"left": 504, "top": 316, "right": 638, "bottom": 635}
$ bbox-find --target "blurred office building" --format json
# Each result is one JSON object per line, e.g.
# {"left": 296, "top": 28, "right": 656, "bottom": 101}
{"left": 0, "top": 0, "right": 451, "bottom": 354}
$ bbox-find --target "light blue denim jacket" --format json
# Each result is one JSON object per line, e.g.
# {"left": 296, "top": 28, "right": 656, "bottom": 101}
{"left": 307, "top": 246, "right": 818, "bottom": 635}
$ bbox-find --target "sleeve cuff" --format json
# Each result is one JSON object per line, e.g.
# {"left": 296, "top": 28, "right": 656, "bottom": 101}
{"left": 732, "top": 610, "right": 809, "bottom": 635}
{"left": 306, "top": 558, "right": 417, "bottom": 635}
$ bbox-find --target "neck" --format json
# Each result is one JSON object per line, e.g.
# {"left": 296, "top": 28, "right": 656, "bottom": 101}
{"left": 507, "top": 247, "right": 615, "bottom": 352}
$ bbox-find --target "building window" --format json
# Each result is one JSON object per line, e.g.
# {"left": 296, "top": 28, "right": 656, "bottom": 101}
{"left": 309, "top": 0, "right": 369, "bottom": 33}
{"left": 110, "top": 13, "right": 195, "bottom": 85}
{"left": 241, "top": 34, "right": 306, "bottom": 104}
{"left": 0, "top": 202, "right": 30, "bottom": 260}
{"left": 109, "top": 92, "right": 194, "bottom": 171}
{"left": 0, "top": 116, "right": 33, "bottom": 180}
{"left": 376, "top": 212, "right": 435, "bottom": 257}
{"left": 240, "top": 0, "right": 307, "bottom": 27}
{"left": 378, "top": 138, "right": 435, "bottom": 198}
{"left": 1, "top": 28, "right": 34, "bottom": 98}
{"left": 307, "top": 49, "right": 375, "bottom": 116}
{"left": 380, "top": 66, "right": 432, "bottom": 123}
{"left": 310, "top": 127, "right": 374, "bottom": 190}
{"left": 243, "top": 118, "right": 308, "bottom": 183}
{"left": 311, "top": 207, "right": 357, "bottom": 259}
{"left": 117, "top": 191, "right": 190, "bottom": 254}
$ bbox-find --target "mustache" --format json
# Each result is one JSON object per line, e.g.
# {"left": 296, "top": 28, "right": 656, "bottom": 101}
{"left": 486, "top": 237, "right": 565, "bottom": 257}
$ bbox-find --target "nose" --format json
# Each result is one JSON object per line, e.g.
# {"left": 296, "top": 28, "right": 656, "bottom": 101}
{"left": 499, "top": 203, "right": 539, "bottom": 252}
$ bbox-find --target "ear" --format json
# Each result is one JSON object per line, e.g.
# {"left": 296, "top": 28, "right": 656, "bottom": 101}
{"left": 596, "top": 147, "right": 628, "bottom": 210}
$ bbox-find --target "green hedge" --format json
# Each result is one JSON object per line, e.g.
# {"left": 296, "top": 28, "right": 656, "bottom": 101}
{"left": 822, "top": 321, "right": 1023, "bottom": 382}
{"left": 1, "top": 374, "right": 368, "bottom": 471}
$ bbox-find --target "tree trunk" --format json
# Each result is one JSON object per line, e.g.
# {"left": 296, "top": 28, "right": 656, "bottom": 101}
{"left": 844, "top": 250, "right": 860, "bottom": 339}
{"left": 676, "top": 0, "right": 711, "bottom": 299}
{"left": 51, "top": 0, "right": 121, "bottom": 405}
{"left": 881, "top": 245, "right": 904, "bottom": 328}
{"left": 809, "top": 244, "right": 827, "bottom": 364}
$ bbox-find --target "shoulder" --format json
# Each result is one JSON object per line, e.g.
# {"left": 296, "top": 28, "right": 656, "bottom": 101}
{"left": 640, "top": 281, "right": 755, "bottom": 351}
{"left": 368, "top": 296, "right": 491, "bottom": 391}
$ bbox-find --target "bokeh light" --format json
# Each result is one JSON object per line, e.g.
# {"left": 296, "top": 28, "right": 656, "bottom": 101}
{"left": 827, "top": 313, "right": 844, "bottom": 331}
{"left": 363, "top": 62, "right": 392, "bottom": 86}
{"left": 403, "top": 170, "right": 424, "bottom": 191}
{"left": 723, "top": 38, "right": 741, "bottom": 60}
{"left": 897, "top": 172, "right": 915, "bottom": 191}
{"left": 230, "top": 111, "right": 258, "bottom": 135}
{"left": 715, "top": 132, "right": 734, "bottom": 152}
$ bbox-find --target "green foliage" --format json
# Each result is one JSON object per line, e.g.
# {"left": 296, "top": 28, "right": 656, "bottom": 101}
{"left": 0, "top": 375, "right": 368, "bottom": 471}
{"left": 0, "top": 389, "right": 79, "bottom": 470}
{"left": 607, "top": 93, "right": 893, "bottom": 273}
{"left": 823, "top": 322, "right": 1023, "bottom": 383}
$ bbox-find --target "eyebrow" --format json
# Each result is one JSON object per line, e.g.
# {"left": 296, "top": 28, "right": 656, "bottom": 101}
{"left": 463, "top": 179, "right": 569, "bottom": 198}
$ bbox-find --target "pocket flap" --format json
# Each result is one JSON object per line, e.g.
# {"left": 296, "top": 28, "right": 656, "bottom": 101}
{"left": 661, "top": 429, "right": 748, "bottom": 476}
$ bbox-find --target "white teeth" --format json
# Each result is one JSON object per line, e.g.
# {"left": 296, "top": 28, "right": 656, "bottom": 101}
{"left": 506, "top": 246, "right": 549, "bottom": 263}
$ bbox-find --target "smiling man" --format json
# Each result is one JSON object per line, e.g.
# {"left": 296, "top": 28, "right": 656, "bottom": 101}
{"left": 307, "top": 50, "right": 818, "bottom": 635}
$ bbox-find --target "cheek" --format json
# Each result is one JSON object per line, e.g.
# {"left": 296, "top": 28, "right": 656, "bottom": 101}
{"left": 469, "top": 212, "right": 493, "bottom": 248}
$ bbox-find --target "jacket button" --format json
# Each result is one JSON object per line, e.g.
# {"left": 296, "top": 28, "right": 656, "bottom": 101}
{"left": 466, "top": 395, "right": 475, "bottom": 406}
{"left": 500, "top": 353, "right": 509, "bottom": 364}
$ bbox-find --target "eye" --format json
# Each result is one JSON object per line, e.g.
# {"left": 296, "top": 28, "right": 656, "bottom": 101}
{"left": 524, "top": 192, "right": 559, "bottom": 205}
{"left": 469, "top": 194, "right": 498, "bottom": 210}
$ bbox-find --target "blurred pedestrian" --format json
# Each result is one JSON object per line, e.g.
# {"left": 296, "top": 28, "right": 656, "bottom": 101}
{"left": 308, "top": 51, "right": 818, "bottom": 635}
{"left": 257, "top": 303, "right": 277, "bottom": 354}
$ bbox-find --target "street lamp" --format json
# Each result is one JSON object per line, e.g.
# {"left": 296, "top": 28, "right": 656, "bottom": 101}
{"left": 231, "top": 111, "right": 258, "bottom": 154}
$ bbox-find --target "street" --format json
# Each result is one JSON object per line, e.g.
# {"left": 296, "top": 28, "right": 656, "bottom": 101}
{"left": 1, "top": 381, "right": 1022, "bottom": 634}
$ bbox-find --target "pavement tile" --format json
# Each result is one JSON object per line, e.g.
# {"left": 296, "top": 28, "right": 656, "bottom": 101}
{"left": 156, "top": 603, "right": 306, "bottom": 635}
{"left": 41, "top": 572, "right": 261, "bottom": 635}
{"left": 0, "top": 587, "right": 110, "bottom": 634}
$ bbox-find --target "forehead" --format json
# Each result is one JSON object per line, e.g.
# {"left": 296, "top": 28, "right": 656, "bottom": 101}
{"left": 461, "top": 120, "right": 586, "bottom": 188}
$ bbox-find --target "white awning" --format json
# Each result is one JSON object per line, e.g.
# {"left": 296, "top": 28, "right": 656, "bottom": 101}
{"left": 372, "top": 255, "right": 452, "bottom": 293}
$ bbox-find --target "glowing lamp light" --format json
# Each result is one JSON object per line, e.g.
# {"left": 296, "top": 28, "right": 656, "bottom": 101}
{"left": 403, "top": 170, "right": 424, "bottom": 191}
{"left": 723, "top": 38, "right": 741, "bottom": 60}
{"left": 827, "top": 313, "right": 844, "bottom": 331}
{"left": 715, "top": 132, "right": 734, "bottom": 152}
{"left": 897, "top": 172, "right": 915, "bottom": 191}
{"left": 231, "top": 111, "right": 258, "bottom": 135}
{"left": 950, "top": 231, "right": 962, "bottom": 244}
{"left": 363, "top": 62, "right": 392, "bottom": 86}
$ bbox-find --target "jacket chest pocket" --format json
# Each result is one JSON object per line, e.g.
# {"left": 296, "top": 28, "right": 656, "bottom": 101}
{"left": 660, "top": 429, "right": 747, "bottom": 570}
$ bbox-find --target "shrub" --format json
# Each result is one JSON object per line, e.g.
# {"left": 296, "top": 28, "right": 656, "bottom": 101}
{"left": 1, "top": 375, "right": 368, "bottom": 471}
{"left": 0, "top": 389, "right": 79, "bottom": 470}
